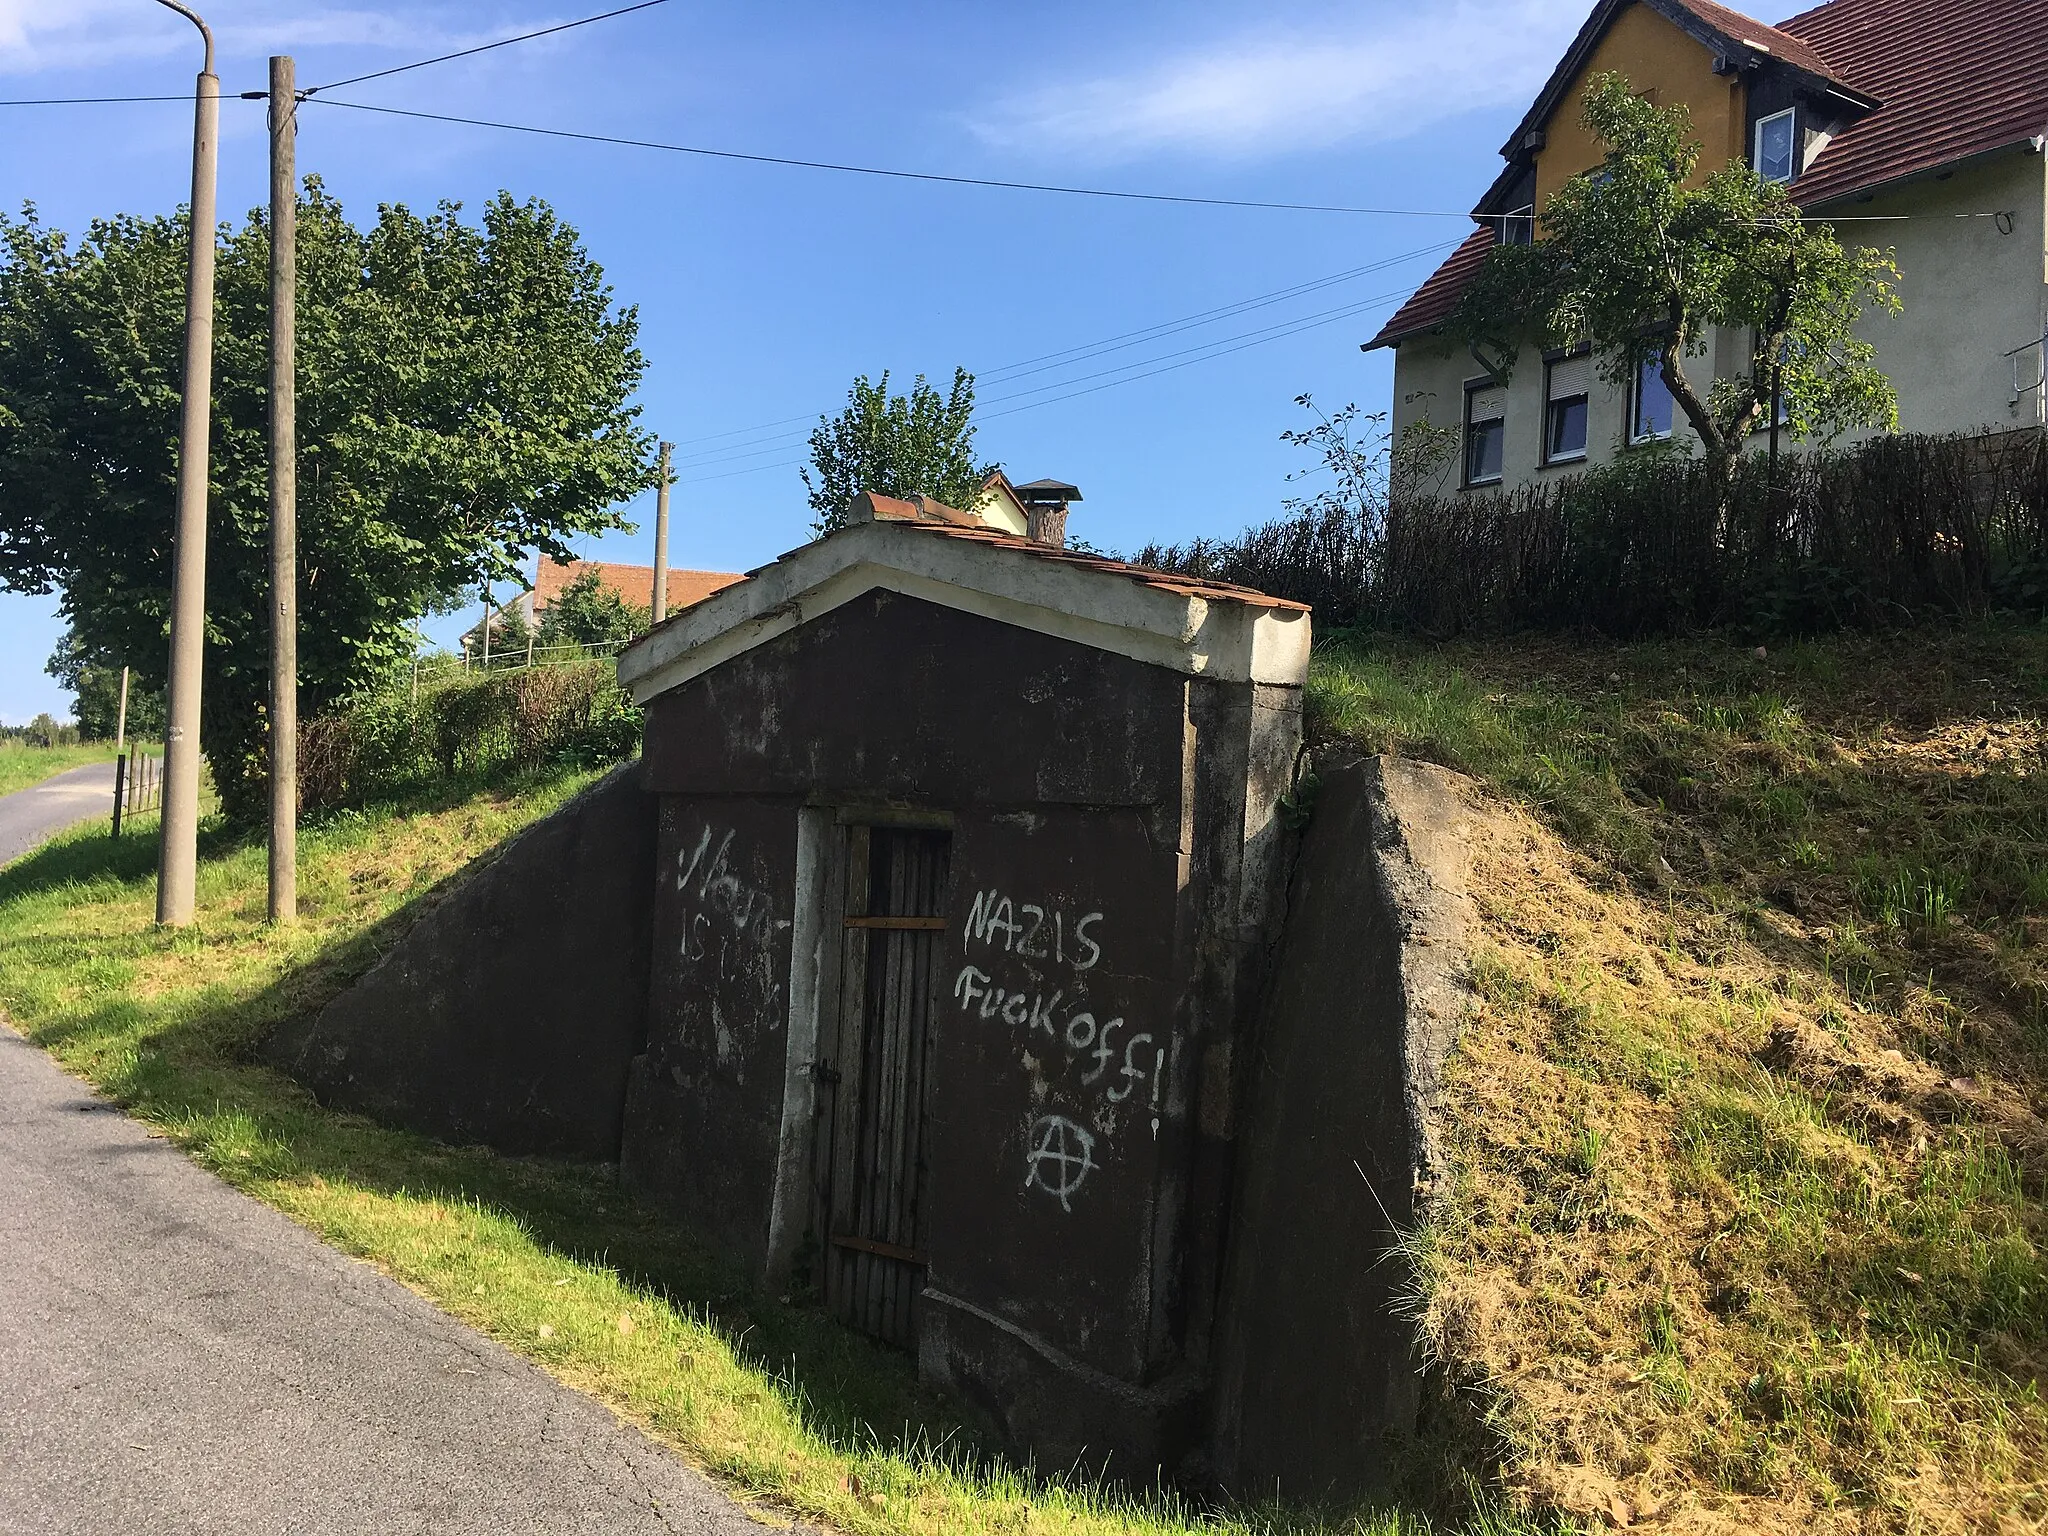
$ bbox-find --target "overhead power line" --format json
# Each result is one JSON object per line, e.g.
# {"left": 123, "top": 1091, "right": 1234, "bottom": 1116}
{"left": 306, "top": 97, "right": 1482, "bottom": 219}
{"left": 303, "top": 0, "right": 672, "bottom": 94}
{"left": 980, "top": 285, "right": 1425, "bottom": 410}
{"left": 671, "top": 413, "right": 817, "bottom": 449}
{"left": 668, "top": 241, "right": 1456, "bottom": 462}
{"left": 0, "top": 93, "right": 195, "bottom": 105}
{"left": 669, "top": 286, "right": 1418, "bottom": 487}
{"left": 981, "top": 239, "right": 1457, "bottom": 385}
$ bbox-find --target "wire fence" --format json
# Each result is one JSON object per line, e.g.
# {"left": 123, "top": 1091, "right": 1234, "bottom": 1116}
{"left": 412, "top": 636, "right": 630, "bottom": 695}
{"left": 111, "top": 749, "right": 162, "bottom": 837}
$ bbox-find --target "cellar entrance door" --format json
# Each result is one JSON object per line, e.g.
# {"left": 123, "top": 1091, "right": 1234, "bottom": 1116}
{"left": 822, "top": 825, "right": 951, "bottom": 1349}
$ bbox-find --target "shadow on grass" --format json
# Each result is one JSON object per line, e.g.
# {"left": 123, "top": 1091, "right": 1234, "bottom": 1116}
{"left": 0, "top": 760, "right": 1533, "bottom": 1534}
{"left": 0, "top": 786, "right": 992, "bottom": 1487}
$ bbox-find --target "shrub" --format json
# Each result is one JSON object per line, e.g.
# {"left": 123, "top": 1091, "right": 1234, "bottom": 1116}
{"left": 1142, "top": 429, "right": 2048, "bottom": 638}
{"left": 298, "top": 660, "right": 639, "bottom": 811}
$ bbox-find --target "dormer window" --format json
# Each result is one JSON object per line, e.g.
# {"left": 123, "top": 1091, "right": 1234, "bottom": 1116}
{"left": 1503, "top": 205, "right": 1535, "bottom": 246}
{"left": 1755, "top": 108, "right": 1797, "bottom": 183}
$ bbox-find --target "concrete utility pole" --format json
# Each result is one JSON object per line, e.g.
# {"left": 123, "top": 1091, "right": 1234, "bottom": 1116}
{"left": 267, "top": 55, "right": 298, "bottom": 925}
{"left": 650, "top": 441, "right": 672, "bottom": 626}
{"left": 111, "top": 665, "right": 133, "bottom": 839}
{"left": 153, "top": 0, "right": 219, "bottom": 928}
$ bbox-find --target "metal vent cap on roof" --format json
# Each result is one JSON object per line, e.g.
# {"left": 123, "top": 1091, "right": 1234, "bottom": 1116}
{"left": 1013, "top": 478, "right": 1083, "bottom": 505}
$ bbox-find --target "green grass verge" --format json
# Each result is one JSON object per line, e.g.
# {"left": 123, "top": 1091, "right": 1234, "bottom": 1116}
{"left": 0, "top": 739, "right": 130, "bottom": 799}
{"left": 0, "top": 760, "right": 1550, "bottom": 1536}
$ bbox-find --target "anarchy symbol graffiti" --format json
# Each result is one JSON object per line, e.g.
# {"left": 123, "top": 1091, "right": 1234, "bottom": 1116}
{"left": 1024, "top": 1115, "right": 1097, "bottom": 1212}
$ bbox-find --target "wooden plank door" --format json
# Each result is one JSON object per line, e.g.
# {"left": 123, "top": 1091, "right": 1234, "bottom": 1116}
{"left": 824, "top": 825, "right": 950, "bottom": 1349}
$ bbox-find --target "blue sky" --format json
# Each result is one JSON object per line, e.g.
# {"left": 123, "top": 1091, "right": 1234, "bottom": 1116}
{"left": 0, "top": 0, "right": 1622, "bottom": 722}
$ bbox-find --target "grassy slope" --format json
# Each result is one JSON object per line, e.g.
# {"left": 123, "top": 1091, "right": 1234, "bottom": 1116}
{"left": 0, "top": 740, "right": 124, "bottom": 798}
{"left": 11, "top": 626, "right": 2040, "bottom": 1536}
{"left": 0, "top": 766, "right": 1499, "bottom": 1536}
{"left": 1313, "top": 627, "right": 2048, "bottom": 1534}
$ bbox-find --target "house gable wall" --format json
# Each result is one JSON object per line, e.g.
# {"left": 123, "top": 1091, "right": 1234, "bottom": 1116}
{"left": 639, "top": 588, "right": 1190, "bottom": 810}
{"left": 1533, "top": 1, "right": 1747, "bottom": 210}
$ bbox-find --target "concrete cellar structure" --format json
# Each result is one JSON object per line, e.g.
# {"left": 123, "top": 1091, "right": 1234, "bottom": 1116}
{"left": 272, "top": 490, "right": 1491, "bottom": 1498}
{"left": 613, "top": 493, "right": 1310, "bottom": 1470}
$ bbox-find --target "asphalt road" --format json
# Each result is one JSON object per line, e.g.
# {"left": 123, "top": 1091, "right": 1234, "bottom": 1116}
{"left": 0, "top": 761, "right": 118, "bottom": 866}
{"left": 0, "top": 1025, "right": 778, "bottom": 1535}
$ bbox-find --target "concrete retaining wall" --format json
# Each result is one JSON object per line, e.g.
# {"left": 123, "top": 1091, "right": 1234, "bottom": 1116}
{"left": 1207, "top": 754, "right": 1479, "bottom": 1503}
{"left": 265, "top": 764, "right": 658, "bottom": 1159}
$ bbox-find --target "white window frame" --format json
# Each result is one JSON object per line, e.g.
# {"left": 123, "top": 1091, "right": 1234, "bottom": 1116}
{"left": 1630, "top": 353, "right": 1676, "bottom": 445}
{"left": 1754, "top": 108, "right": 1797, "bottom": 184}
{"left": 1543, "top": 352, "right": 1591, "bottom": 466}
{"left": 1463, "top": 379, "right": 1506, "bottom": 488}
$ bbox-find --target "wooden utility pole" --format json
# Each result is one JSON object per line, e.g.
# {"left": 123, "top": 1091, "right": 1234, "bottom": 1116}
{"left": 153, "top": 0, "right": 220, "bottom": 928}
{"left": 267, "top": 54, "right": 298, "bottom": 924}
{"left": 650, "top": 441, "right": 672, "bottom": 625}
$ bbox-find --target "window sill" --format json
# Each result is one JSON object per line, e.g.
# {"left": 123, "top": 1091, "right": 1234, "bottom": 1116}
{"left": 1540, "top": 452, "right": 1588, "bottom": 469}
{"left": 1627, "top": 433, "right": 1673, "bottom": 448}
{"left": 1462, "top": 477, "right": 1505, "bottom": 491}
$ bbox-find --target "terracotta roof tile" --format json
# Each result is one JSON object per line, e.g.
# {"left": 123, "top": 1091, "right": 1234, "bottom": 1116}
{"left": 1779, "top": 0, "right": 2048, "bottom": 207}
{"left": 1663, "top": 0, "right": 1852, "bottom": 89}
{"left": 532, "top": 557, "right": 746, "bottom": 616}
{"left": 860, "top": 500, "right": 1310, "bottom": 612}
{"left": 1364, "top": 226, "right": 1496, "bottom": 350}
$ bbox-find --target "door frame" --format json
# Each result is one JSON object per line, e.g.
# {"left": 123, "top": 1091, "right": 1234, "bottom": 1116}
{"left": 762, "top": 805, "right": 953, "bottom": 1294}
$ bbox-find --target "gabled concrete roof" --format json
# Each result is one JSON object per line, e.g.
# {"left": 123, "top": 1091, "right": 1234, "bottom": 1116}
{"left": 615, "top": 500, "right": 1311, "bottom": 704}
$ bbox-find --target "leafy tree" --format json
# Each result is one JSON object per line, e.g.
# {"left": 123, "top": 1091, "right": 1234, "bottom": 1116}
{"left": 486, "top": 600, "right": 532, "bottom": 655}
{"left": 802, "top": 368, "right": 990, "bottom": 534}
{"left": 46, "top": 630, "right": 166, "bottom": 741}
{"left": 1453, "top": 72, "right": 1900, "bottom": 483}
{"left": 0, "top": 181, "right": 656, "bottom": 816}
{"left": 537, "top": 567, "right": 647, "bottom": 650}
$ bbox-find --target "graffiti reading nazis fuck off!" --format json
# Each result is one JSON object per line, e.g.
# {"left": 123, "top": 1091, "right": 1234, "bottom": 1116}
{"left": 954, "top": 887, "right": 1173, "bottom": 1214}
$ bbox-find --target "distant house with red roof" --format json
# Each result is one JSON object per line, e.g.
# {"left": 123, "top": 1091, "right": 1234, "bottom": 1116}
{"left": 506, "top": 558, "right": 748, "bottom": 629}
{"left": 487, "top": 477, "right": 1080, "bottom": 649}
{"left": 1366, "top": 0, "right": 2048, "bottom": 493}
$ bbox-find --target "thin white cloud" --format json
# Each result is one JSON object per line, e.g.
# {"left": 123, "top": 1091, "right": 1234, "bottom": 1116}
{"left": 972, "top": 1, "right": 1585, "bottom": 163}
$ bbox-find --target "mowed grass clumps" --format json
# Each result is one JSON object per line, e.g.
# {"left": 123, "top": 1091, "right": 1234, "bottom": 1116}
{"left": 0, "top": 763, "right": 1522, "bottom": 1536}
{"left": 1315, "top": 626, "right": 2048, "bottom": 1533}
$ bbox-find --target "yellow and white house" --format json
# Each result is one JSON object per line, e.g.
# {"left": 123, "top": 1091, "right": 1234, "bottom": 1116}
{"left": 1366, "top": 0, "right": 2048, "bottom": 493}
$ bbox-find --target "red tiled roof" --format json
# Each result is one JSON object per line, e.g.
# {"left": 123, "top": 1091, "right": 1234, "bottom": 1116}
{"left": 855, "top": 491, "right": 986, "bottom": 529}
{"left": 533, "top": 557, "right": 746, "bottom": 616}
{"left": 1665, "top": 0, "right": 1851, "bottom": 89}
{"left": 860, "top": 498, "right": 1311, "bottom": 612}
{"left": 1363, "top": 226, "right": 1496, "bottom": 351}
{"left": 1779, "top": 0, "right": 2048, "bottom": 208}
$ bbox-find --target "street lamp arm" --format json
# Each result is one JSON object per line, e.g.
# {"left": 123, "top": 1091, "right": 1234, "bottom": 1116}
{"left": 150, "top": 0, "right": 215, "bottom": 76}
